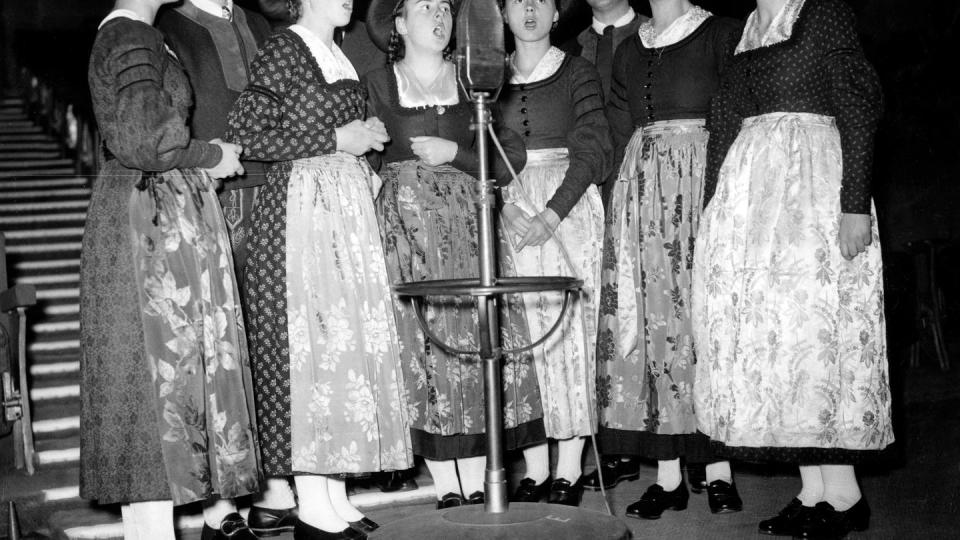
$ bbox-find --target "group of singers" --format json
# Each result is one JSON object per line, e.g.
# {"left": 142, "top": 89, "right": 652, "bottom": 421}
{"left": 78, "top": 0, "right": 893, "bottom": 539}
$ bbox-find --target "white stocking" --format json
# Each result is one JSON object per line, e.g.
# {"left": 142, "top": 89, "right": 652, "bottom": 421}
{"left": 425, "top": 458, "right": 462, "bottom": 499}
{"left": 820, "top": 464, "right": 861, "bottom": 511}
{"left": 797, "top": 465, "right": 824, "bottom": 506}
{"left": 705, "top": 460, "right": 733, "bottom": 484}
{"left": 294, "top": 475, "right": 349, "bottom": 533}
{"left": 254, "top": 477, "right": 298, "bottom": 510}
{"left": 456, "top": 456, "right": 486, "bottom": 497}
{"left": 327, "top": 477, "right": 365, "bottom": 522}
{"left": 202, "top": 497, "right": 238, "bottom": 528}
{"left": 656, "top": 458, "right": 682, "bottom": 491}
{"left": 121, "top": 500, "right": 174, "bottom": 540}
{"left": 555, "top": 437, "right": 586, "bottom": 483}
{"left": 522, "top": 443, "right": 550, "bottom": 483}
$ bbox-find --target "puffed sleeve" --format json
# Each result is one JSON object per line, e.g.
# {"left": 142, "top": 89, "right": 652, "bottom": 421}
{"left": 451, "top": 101, "right": 527, "bottom": 186}
{"left": 545, "top": 58, "right": 612, "bottom": 220}
{"left": 99, "top": 21, "right": 222, "bottom": 172}
{"left": 703, "top": 27, "right": 743, "bottom": 208}
{"left": 224, "top": 32, "right": 337, "bottom": 161}
{"left": 816, "top": 0, "right": 882, "bottom": 214}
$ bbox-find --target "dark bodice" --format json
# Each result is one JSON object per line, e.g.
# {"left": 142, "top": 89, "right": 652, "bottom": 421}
{"left": 225, "top": 29, "right": 366, "bottom": 163}
{"left": 500, "top": 54, "right": 613, "bottom": 219}
{"left": 704, "top": 0, "right": 882, "bottom": 213}
{"left": 363, "top": 65, "right": 526, "bottom": 184}
{"left": 607, "top": 15, "right": 742, "bottom": 170}
{"left": 88, "top": 17, "right": 222, "bottom": 173}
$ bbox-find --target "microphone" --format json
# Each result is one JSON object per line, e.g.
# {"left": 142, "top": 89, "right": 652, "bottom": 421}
{"left": 455, "top": 0, "right": 506, "bottom": 94}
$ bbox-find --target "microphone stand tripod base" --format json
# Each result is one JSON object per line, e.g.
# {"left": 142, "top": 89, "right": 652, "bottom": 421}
{"left": 368, "top": 502, "right": 630, "bottom": 540}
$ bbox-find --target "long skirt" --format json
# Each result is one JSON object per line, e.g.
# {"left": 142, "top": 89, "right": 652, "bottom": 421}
{"left": 377, "top": 160, "right": 545, "bottom": 459}
{"left": 692, "top": 112, "right": 894, "bottom": 462}
{"left": 80, "top": 164, "right": 260, "bottom": 505}
{"left": 502, "top": 149, "right": 604, "bottom": 440}
{"left": 245, "top": 154, "right": 413, "bottom": 476}
{"left": 595, "top": 120, "right": 713, "bottom": 461}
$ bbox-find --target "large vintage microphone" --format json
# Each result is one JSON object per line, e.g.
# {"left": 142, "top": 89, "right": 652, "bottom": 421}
{"left": 372, "top": 0, "right": 629, "bottom": 537}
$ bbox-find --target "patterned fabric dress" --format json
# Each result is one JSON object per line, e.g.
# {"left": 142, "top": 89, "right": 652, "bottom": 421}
{"left": 80, "top": 14, "right": 259, "bottom": 505}
{"left": 225, "top": 27, "right": 412, "bottom": 476}
{"left": 365, "top": 64, "right": 544, "bottom": 460}
{"left": 500, "top": 49, "right": 609, "bottom": 440}
{"left": 595, "top": 9, "right": 741, "bottom": 460}
{"left": 693, "top": 0, "right": 894, "bottom": 462}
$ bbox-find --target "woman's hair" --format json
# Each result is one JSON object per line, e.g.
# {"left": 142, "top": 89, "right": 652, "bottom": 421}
{"left": 387, "top": 0, "right": 456, "bottom": 64}
{"left": 286, "top": 0, "right": 303, "bottom": 23}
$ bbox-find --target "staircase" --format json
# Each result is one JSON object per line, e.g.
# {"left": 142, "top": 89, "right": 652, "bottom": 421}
{"left": 0, "top": 94, "right": 435, "bottom": 539}
{"left": 1, "top": 94, "right": 85, "bottom": 469}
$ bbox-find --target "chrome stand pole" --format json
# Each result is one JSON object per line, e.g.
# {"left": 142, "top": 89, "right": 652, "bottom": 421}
{"left": 472, "top": 91, "right": 508, "bottom": 514}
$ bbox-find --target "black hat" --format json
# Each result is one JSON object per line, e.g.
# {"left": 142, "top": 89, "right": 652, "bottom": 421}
{"left": 366, "top": 0, "right": 461, "bottom": 52}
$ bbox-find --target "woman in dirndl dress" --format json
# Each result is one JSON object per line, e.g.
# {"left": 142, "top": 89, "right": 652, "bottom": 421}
{"left": 692, "top": 0, "right": 894, "bottom": 537}
{"left": 81, "top": 1, "right": 260, "bottom": 538}
{"left": 225, "top": 0, "right": 413, "bottom": 537}
{"left": 595, "top": 0, "right": 743, "bottom": 520}
{"left": 498, "top": 0, "right": 610, "bottom": 507}
{"left": 364, "top": 0, "right": 542, "bottom": 509}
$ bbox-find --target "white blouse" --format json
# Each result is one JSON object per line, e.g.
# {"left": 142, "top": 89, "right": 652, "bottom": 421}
{"left": 289, "top": 24, "right": 358, "bottom": 83}
{"left": 509, "top": 46, "right": 565, "bottom": 85}
{"left": 736, "top": 0, "right": 807, "bottom": 53}
{"left": 638, "top": 5, "right": 712, "bottom": 49}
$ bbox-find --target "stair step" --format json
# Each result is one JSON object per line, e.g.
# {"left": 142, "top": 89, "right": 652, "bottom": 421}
{"left": 5, "top": 241, "right": 83, "bottom": 254}
{"left": 29, "top": 383, "right": 80, "bottom": 401}
{"left": 0, "top": 119, "right": 34, "bottom": 128}
{"left": 15, "top": 259, "right": 81, "bottom": 272}
{"left": 0, "top": 187, "right": 90, "bottom": 199}
{"left": 0, "top": 150, "right": 63, "bottom": 160}
{"left": 0, "top": 157, "right": 74, "bottom": 170}
{"left": 19, "top": 273, "right": 81, "bottom": 286}
{"left": 29, "top": 337, "right": 80, "bottom": 353}
{"left": 0, "top": 166, "right": 76, "bottom": 178}
{"left": 0, "top": 214, "right": 86, "bottom": 228}
{"left": 0, "top": 141, "right": 60, "bottom": 151}
{"left": 34, "top": 320, "right": 81, "bottom": 333}
{"left": 0, "top": 199, "right": 89, "bottom": 212}
{"left": 30, "top": 360, "right": 80, "bottom": 377}
{"left": 35, "top": 287, "right": 80, "bottom": 300}
{"left": 0, "top": 176, "right": 85, "bottom": 189}
{"left": 33, "top": 415, "right": 81, "bottom": 435}
{"left": 6, "top": 227, "right": 84, "bottom": 240}
{"left": 0, "top": 125, "right": 43, "bottom": 135}
{"left": 43, "top": 303, "right": 80, "bottom": 316}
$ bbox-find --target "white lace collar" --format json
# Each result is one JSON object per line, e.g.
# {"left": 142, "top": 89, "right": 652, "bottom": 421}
{"left": 638, "top": 6, "right": 712, "bottom": 49}
{"left": 736, "top": 0, "right": 806, "bottom": 53}
{"left": 290, "top": 25, "right": 358, "bottom": 83}
{"left": 98, "top": 9, "right": 149, "bottom": 30}
{"left": 509, "top": 47, "right": 565, "bottom": 84}
{"left": 189, "top": 0, "right": 233, "bottom": 19}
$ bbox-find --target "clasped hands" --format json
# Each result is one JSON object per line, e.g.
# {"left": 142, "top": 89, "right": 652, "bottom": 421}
{"left": 501, "top": 203, "right": 561, "bottom": 251}
{"left": 204, "top": 138, "right": 244, "bottom": 188}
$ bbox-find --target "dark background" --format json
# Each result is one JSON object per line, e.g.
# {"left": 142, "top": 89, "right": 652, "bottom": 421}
{"left": 0, "top": 0, "right": 957, "bottom": 360}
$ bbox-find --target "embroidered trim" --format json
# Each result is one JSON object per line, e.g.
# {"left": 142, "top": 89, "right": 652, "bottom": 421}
{"left": 736, "top": 0, "right": 806, "bottom": 53}
{"left": 509, "top": 47, "right": 565, "bottom": 84}
{"left": 638, "top": 6, "right": 712, "bottom": 48}
{"left": 289, "top": 24, "right": 358, "bottom": 83}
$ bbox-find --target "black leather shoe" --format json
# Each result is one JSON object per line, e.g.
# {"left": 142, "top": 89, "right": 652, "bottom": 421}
{"left": 348, "top": 517, "right": 379, "bottom": 533}
{"left": 465, "top": 490, "right": 485, "bottom": 505}
{"left": 376, "top": 470, "right": 419, "bottom": 492}
{"left": 437, "top": 492, "right": 464, "bottom": 509}
{"left": 512, "top": 477, "right": 551, "bottom": 502}
{"left": 686, "top": 464, "right": 707, "bottom": 494}
{"left": 625, "top": 482, "right": 689, "bottom": 520}
{"left": 248, "top": 506, "right": 299, "bottom": 537}
{"left": 294, "top": 519, "right": 366, "bottom": 540}
{"left": 794, "top": 499, "right": 870, "bottom": 539}
{"left": 707, "top": 480, "right": 743, "bottom": 513}
{"left": 759, "top": 498, "right": 816, "bottom": 536}
{"left": 200, "top": 513, "right": 258, "bottom": 540}
{"left": 582, "top": 457, "right": 640, "bottom": 491}
{"left": 547, "top": 477, "right": 583, "bottom": 506}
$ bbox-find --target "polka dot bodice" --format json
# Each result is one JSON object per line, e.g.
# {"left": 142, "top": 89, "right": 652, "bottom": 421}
{"left": 703, "top": 0, "right": 882, "bottom": 213}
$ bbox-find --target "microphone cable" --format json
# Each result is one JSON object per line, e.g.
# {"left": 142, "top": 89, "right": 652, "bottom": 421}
{"left": 488, "top": 125, "right": 615, "bottom": 517}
